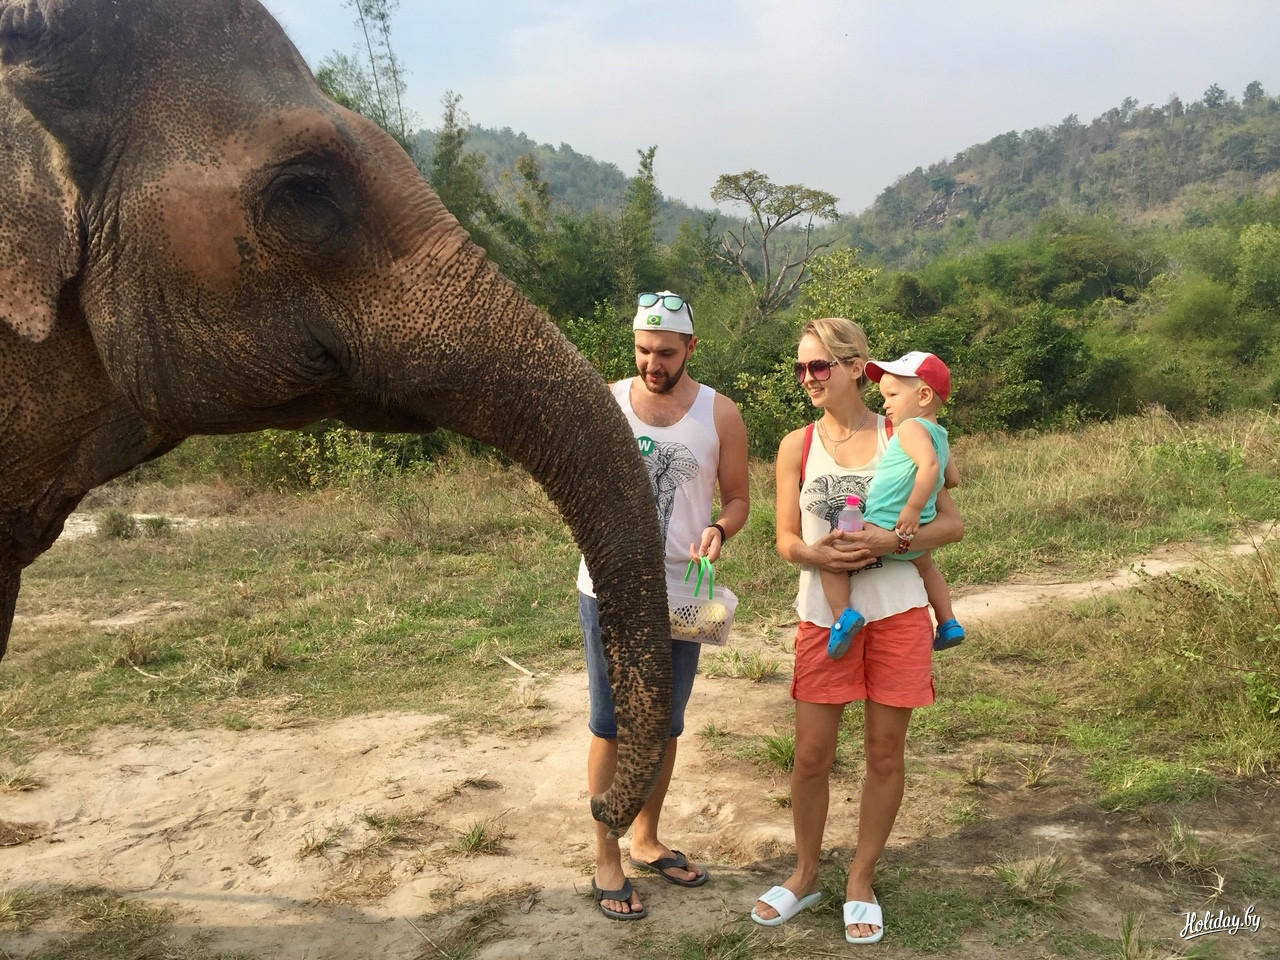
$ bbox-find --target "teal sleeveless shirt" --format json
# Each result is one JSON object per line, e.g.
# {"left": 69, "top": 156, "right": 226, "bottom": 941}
{"left": 862, "top": 418, "right": 949, "bottom": 559}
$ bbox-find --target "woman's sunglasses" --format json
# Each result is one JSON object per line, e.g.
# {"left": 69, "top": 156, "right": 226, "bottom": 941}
{"left": 794, "top": 359, "right": 843, "bottom": 382}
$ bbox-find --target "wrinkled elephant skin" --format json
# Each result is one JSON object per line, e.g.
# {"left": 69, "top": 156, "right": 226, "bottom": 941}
{"left": 0, "top": 0, "right": 671, "bottom": 835}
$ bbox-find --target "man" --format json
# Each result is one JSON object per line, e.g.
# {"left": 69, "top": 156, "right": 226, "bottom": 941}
{"left": 576, "top": 290, "right": 750, "bottom": 920}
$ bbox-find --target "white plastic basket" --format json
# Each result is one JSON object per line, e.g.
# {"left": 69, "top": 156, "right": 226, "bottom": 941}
{"left": 668, "top": 560, "right": 738, "bottom": 645}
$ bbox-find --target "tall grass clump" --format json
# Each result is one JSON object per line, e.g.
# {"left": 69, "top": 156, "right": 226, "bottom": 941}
{"left": 991, "top": 851, "right": 1081, "bottom": 910}
{"left": 96, "top": 508, "right": 138, "bottom": 540}
{"left": 1109, "top": 543, "right": 1280, "bottom": 768}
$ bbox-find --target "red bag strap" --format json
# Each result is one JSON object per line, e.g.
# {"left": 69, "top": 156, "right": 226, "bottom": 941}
{"left": 886, "top": 417, "right": 894, "bottom": 439}
{"left": 800, "top": 421, "right": 815, "bottom": 487}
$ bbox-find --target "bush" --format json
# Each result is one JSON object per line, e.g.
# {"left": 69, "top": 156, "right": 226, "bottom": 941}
{"left": 136, "top": 426, "right": 469, "bottom": 491}
{"left": 96, "top": 509, "right": 138, "bottom": 540}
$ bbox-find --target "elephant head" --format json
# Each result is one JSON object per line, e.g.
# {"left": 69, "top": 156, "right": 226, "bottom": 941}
{"left": 0, "top": 0, "right": 671, "bottom": 835}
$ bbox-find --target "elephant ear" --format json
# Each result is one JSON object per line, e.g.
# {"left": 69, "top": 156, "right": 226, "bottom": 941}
{"left": 0, "top": 94, "right": 81, "bottom": 342}
{"left": 0, "top": 0, "right": 312, "bottom": 156}
{"left": 0, "top": 1, "right": 85, "bottom": 342}
{"left": 0, "top": 0, "right": 141, "bottom": 149}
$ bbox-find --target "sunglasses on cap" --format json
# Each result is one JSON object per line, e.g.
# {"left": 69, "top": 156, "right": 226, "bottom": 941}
{"left": 638, "top": 292, "right": 691, "bottom": 317}
{"left": 793, "top": 358, "right": 844, "bottom": 382}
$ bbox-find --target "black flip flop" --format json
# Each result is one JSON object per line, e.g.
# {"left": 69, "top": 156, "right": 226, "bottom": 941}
{"left": 592, "top": 877, "right": 646, "bottom": 920}
{"left": 627, "top": 850, "right": 710, "bottom": 888}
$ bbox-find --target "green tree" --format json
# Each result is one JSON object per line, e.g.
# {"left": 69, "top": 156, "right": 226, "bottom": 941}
{"left": 616, "top": 146, "right": 663, "bottom": 299}
{"left": 315, "top": 52, "right": 379, "bottom": 116}
{"left": 500, "top": 149, "right": 666, "bottom": 326}
{"left": 661, "top": 214, "right": 730, "bottom": 299}
{"left": 315, "top": 0, "right": 417, "bottom": 160}
{"left": 1203, "top": 83, "right": 1229, "bottom": 109}
{"left": 425, "top": 92, "right": 517, "bottom": 261}
{"left": 348, "top": 0, "right": 408, "bottom": 138}
{"left": 711, "top": 170, "right": 841, "bottom": 324}
{"left": 730, "top": 248, "right": 881, "bottom": 457}
{"left": 429, "top": 93, "right": 488, "bottom": 224}
{"left": 796, "top": 248, "right": 881, "bottom": 323}
{"left": 1235, "top": 222, "right": 1280, "bottom": 310}
{"left": 961, "top": 307, "right": 1089, "bottom": 431}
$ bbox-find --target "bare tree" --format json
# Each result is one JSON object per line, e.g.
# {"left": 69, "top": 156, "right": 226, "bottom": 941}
{"left": 711, "top": 170, "right": 840, "bottom": 321}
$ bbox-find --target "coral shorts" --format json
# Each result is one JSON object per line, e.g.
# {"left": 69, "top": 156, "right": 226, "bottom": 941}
{"left": 791, "top": 605, "right": 935, "bottom": 708}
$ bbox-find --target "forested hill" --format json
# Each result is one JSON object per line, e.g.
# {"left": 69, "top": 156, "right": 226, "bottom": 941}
{"left": 413, "top": 125, "right": 708, "bottom": 241}
{"left": 414, "top": 83, "right": 1280, "bottom": 271}
{"left": 845, "top": 82, "right": 1280, "bottom": 269}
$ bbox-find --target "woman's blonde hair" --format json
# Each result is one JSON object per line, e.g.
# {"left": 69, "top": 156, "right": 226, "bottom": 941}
{"left": 800, "top": 317, "right": 870, "bottom": 388}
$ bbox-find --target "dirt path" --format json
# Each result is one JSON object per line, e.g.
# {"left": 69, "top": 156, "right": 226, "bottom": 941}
{"left": 2, "top": 527, "right": 1277, "bottom": 959}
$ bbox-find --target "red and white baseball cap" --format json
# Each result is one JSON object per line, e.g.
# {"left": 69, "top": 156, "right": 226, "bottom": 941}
{"left": 864, "top": 351, "right": 951, "bottom": 401}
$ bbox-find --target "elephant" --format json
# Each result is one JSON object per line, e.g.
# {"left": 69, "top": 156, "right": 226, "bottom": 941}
{"left": 0, "top": 0, "right": 671, "bottom": 836}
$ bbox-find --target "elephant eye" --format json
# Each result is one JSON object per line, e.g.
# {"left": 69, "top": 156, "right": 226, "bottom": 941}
{"left": 261, "top": 170, "right": 349, "bottom": 254}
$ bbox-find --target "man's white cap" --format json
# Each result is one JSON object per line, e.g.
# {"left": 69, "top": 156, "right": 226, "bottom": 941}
{"left": 632, "top": 290, "right": 694, "bottom": 334}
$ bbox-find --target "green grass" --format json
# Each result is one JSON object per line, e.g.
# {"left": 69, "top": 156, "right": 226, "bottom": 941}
{"left": 296, "top": 821, "right": 346, "bottom": 859}
{"left": 3, "top": 461, "right": 591, "bottom": 750}
{"left": 927, "top": 406, "right": 1280, "bottom": 587}
{"left": 0, "top": 768, "right": 41, "bottom": 792}
{"left": 752, "top": 732, "right": 797, "bottom": 773}
{"left": 864, "top": 866, "right": 986, "bottom": 951}
{"left": 701, "top": 647, "right": 783, "bottom": 682}
{"left": 631, "top": 926, "right": 773, "bottom": 959}
{"left": 456, "top": 816, "right": 510, "bottom": 856}
{"left": 697, "top": 720, "right": 734, "bottom": 750}
{"left": 0, "top": 887, "right": 44, "bottom": 927}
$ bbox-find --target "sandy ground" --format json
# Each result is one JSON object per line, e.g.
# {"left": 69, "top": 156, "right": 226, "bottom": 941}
{"left": 2, "top": 526, "right": 1278, "bottom": 959}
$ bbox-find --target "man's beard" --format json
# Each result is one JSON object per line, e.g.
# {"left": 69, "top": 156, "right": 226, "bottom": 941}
{"left": 644, "top": 361, "right": 687, "bottom": 394}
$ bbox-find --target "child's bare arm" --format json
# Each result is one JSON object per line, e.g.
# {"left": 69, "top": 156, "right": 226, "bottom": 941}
{"left": 944, "top": 457, "right": 959, "bottom": 489}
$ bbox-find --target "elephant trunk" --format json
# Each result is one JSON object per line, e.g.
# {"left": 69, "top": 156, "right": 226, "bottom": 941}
{"left": 0, "top": 571, "right": 15, "bottom": 660}
{"left": 367, "top": 247, "right": 673, "bottom": 836}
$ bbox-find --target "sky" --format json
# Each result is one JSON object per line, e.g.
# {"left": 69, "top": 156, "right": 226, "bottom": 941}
{"left": 263, "top": 1, "right": 1280, "bottom": 215}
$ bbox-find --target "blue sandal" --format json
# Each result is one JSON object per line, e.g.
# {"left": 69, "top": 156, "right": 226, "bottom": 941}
{"left": 828, "top": 607, "right": 866, "bottom": 659}
{"left": 934, "top": 618, "right": 965, "bottom": 651}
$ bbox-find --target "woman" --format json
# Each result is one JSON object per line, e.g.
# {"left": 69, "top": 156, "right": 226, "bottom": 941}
{"left": 751, "top": 317, "right": 964, "bottom": 944}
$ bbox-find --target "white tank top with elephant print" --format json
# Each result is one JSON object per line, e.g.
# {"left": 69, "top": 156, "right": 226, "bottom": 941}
{"left": 796, "top": 416, "right": 928, "bottom": 626}
{"left": 577, "top": 379, "right": 720, "bottom": 597}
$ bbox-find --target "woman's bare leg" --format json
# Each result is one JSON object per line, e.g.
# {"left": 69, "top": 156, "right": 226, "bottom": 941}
{"left": 753, "top": 700, "right": 844, "bottom": 919}
{"left": 845, "top": 700, "right": 912, "bottom": 939}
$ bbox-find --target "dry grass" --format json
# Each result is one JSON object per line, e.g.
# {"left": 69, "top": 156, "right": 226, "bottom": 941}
{"left": 297, "top": 821, "right": 346, "bottom": 859}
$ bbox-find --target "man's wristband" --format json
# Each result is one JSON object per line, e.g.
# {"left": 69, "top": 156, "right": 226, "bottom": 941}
{"left": 708, "top": 523, "right": 727, "bottom": 543}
